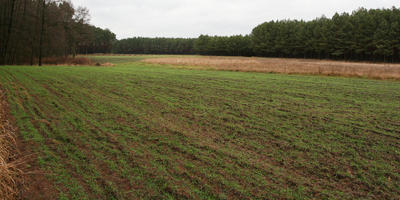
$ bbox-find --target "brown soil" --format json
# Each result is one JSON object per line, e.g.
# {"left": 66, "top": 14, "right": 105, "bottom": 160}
{"left": 17, "top": 141, "right": 58, "bottom": 200}
{"left": 144, "top": 56, "right": 400, "bottom": 80}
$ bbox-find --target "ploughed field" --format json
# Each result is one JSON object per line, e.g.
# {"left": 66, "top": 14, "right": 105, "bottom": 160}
{"left": 0, "top": 55, "right": 399, "bottom": 199}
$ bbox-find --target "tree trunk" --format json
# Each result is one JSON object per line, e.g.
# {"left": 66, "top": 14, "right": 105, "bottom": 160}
{"left": 38, "top": 0, "right": 45, "bottom": 66}
{"left": 3, "top": 0, "right": 16, "bottom": 65}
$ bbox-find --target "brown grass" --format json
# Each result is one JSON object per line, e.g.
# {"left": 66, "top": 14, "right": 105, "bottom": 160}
{"left": 99, "top": 62, "right": 115, "bottom": 67}
{"left": 41, "top": 57, "right": 94, "bottom": 65}
{"left": 0, "top": 88, "right": 22, "bottom": 200}
{"left": 144, "top": 56, "right": 400, "bottom": 80}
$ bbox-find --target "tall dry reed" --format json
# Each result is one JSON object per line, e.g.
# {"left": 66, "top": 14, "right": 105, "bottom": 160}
{"left": 144, "top": 56, "right": 400, "bottom": 80}
{"left": 0, "top": 89, "right": 21, "bottom": 200}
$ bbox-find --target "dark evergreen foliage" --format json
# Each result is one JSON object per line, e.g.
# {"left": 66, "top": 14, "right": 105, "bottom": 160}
{"left": 251, "top": 7, "right": 400, "bottom": 62}
{"left": 77, "top": 26, "right": 116, "bottom": 54}
{"left": 112, "top": 37, "right": 196, "bottom": 55}
{"left": 194, "top": 35, "right": 253, "bottom": 56}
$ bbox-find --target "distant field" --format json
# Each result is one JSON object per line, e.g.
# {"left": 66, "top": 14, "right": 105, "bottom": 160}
{"left": 0, "top": 55, "right": 399, "bottom": 199}
{"left": 87, "top": 54, "right": 199, "bottom": 64}
{"left": 86, "top": 55, "right": 162, "bottom": 64}
{"left": 144, "top": 56, "right": 400, "bottom": 80}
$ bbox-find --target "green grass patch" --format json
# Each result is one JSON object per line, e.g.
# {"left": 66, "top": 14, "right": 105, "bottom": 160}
{"left": 87, "top": 54, "right": 197, "bottom": 64}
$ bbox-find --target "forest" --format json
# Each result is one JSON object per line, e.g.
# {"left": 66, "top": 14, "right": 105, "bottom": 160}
{"left": 251, "top": 7, "right": 400, "bottom": 62}
{"left": 114, "top": 7, "right": 400, "bottom": 62}
{"left": 0, "top": 0, "right": 116, "bottom": 65}
{"left": 112, "top": 37, "right": 196, "bottom": 55}
{"left": 194, "top": 35, "right": 253, "bottom": 57}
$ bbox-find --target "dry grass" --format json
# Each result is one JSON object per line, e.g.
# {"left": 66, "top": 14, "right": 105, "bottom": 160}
{"left": 41, "top": 57, "right": 94, "bottom": 65}
{"left": 41, "top": 57, "right": 118, "bottom": 67}
{"left": 97, "top": 62, "right": 115, "bottom": 67}
{"left": 144, "top": 56, "right": 400, "bottom": 80}
{"left": 0, "top": 89, "right": 21, "bottom": 200}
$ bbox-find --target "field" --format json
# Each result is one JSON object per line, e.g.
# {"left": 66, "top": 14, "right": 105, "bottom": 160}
{"left": 144, "top": 56, "right": 400, "bottom": 80}
{"left": 0, "top": 55, "right": 399, "bottom": 199}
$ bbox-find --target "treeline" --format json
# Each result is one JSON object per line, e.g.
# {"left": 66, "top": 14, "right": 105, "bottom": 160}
{"left": 114, "top": 7, "right": 400, "bottom": 62}
{"left": 77, "top": 26, "right": 116, "bottom": 54}
{"left": 0, "top": 0, "right": 116, "bottom": 65}
{"left": 194, "top": 35, "right": 253, "bottom": 56}
{"left": 252, "top": 7, "right": 400, "bottom": 62}
{"left": 112, "top": 35, "right": 252, "bottom": 56}
{"left": 4, "top": 4, "right": 397, "bottom": 64}
{"left": 113, "top": 37, "right": 196, "bottom": 54}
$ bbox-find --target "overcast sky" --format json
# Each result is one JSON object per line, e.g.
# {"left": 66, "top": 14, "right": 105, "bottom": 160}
{"left": 71, "top": 0, "right": 398, "bottom": 39}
